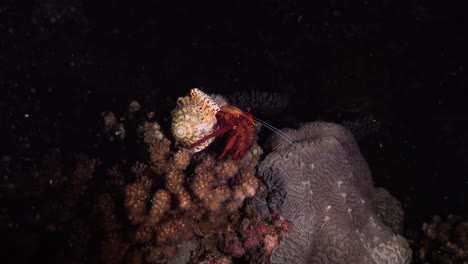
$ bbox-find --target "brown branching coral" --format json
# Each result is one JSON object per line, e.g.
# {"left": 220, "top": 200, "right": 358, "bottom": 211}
{"left": 191, "top": 205, "right": 291, "bottom": 263}
{"left": 99, "top": 233, "right": 129, "bottom": 264}
{"left": 125, "top": 173, "right": 153, "bottom": 225}
{"left": 415, "top": 214, "right": 468, "bottom": 263}
{"left": 173, "top": 149, "right": 191, "bottom": 171}
{"left": 96, "top": 193, "right": 122, "bottom": 233}
{"left": 165, "top": 169, "right": 192, "bottom": 209}
{"left": 104, "top": 164, "right": 126, "bottom": 191}
{"left": 103, "top": 112, "right": 126, "bottom": 141}
{"left": 121, "top": 120, "right": 264, "bottom": 262}
{"left": 191, "top": 153, "right": 261, "bottom": 215}
{"left": 44, "top": 153, "right": 100, "bottom": 224}
{"left": 148, "top": 190, "right": 172, "bottom": 226}
{"left": 8, "top": 100, "right": 276, "bottom": 264}
{"left": 142, "top": 122, "right": 171, "bottom": 175}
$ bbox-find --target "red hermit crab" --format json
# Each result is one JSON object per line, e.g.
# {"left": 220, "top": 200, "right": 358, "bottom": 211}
{"left": 171, "top": 88, "right": 256, "bottom": 160}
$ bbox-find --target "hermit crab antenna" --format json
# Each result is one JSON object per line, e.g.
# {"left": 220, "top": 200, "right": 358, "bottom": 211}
{"left": 252, "top": 116, "right": 298, "bottom": 146}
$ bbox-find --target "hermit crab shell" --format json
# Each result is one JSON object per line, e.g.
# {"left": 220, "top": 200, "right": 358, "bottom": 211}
{"left": 171, "top": 88, "right": 220, "bottom": 152}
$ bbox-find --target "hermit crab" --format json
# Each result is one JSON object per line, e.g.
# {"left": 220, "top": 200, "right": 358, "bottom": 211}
{"left": 171, "top": 88, "right": 257, "bottom": 160}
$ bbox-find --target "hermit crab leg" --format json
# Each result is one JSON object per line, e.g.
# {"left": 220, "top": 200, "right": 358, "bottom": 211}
{"left": 218, "top": 133, "right": 239, "bottom": 160}
{"left": 187, "top": 126, "right": 230, "bottom": 150}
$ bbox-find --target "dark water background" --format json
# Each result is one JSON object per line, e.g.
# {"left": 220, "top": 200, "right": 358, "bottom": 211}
{"left": 0, "top": 0, "right": 466, "bottom": 259}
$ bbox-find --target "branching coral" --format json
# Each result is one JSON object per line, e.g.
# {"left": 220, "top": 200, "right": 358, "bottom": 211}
{"left": 190, "top": 154, "right": 260, "bottom": 213}
{"left": 6, "top": 99, "right": 288, "bottom": 263}
{"left": 44, "top": 153, "right": 100, "bottom": 224}
{"left": 191, "top": 205, "right": 291, "bottom": 263}
{"left": 121, "top": 120, "right": 264, "bottom": 262}
{"left": 95, "top": 100, "right": 262, "bottom": 262}
{"left": 415, "top": 215, "right": 468, "bottom": 263}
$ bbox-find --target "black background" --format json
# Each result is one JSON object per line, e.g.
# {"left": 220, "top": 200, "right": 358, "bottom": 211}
{"left": 1, "top": 0, "right": 467, "bottom": 249}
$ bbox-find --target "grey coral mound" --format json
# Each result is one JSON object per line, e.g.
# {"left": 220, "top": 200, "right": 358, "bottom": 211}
{"left": 259, "top": 122, "right": 412, "bottom": 264}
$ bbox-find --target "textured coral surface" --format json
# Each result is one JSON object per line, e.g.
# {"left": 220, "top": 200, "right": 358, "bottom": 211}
{"left": 259, "top": 121, "right": 412, "bottom": 263}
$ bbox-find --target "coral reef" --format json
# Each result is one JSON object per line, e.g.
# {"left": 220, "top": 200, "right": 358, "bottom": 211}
{"left": 42, "top": 153, "right": 100, "bottom": 224}
{"left": 190, "top": 205, "right": 291, "bottom": 264}
{"left": 102, "top": 112, "right": 127, "bottom": 141}
{"left": 4, "top": 100, "right": 290, "bottom": 263}
{"left": 258, "top": 121, "right": 412, "bottom": 263}
{"left": 3, "top": 101, "right": 414, "bottom": 264}
{"left": 412, "top": 214, "right": 468, "bottom": 263}
{"left": 112, "top": 110, "right": 266, "bottom": 262}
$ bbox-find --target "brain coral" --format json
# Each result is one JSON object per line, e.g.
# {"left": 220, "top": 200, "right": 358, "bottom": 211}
{"left": 258, "top": 122, "right": 412, "bottom": 263}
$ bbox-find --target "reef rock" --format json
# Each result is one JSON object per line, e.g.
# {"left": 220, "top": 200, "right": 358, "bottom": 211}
{"left": 259, "top": 122, "right": 412, "bottom": 263}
